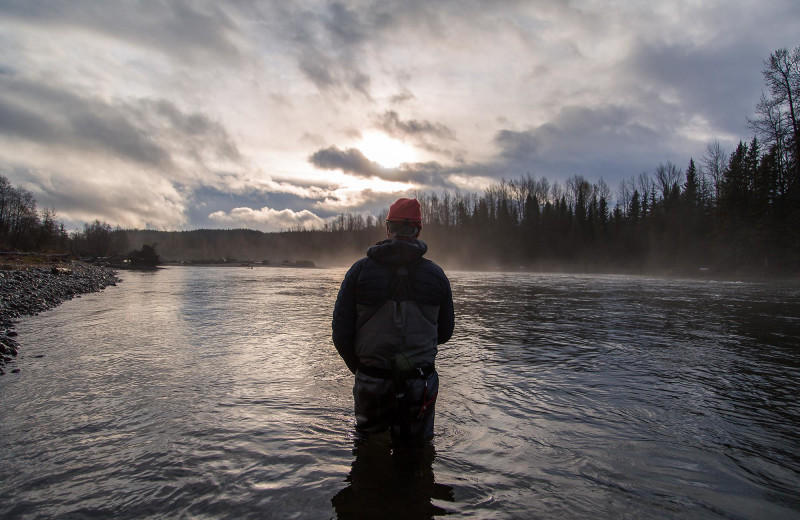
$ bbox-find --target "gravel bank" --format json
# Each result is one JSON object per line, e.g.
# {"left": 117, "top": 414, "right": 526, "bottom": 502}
{"left": 0, "top": 262, "right": 120, "bottom": 375}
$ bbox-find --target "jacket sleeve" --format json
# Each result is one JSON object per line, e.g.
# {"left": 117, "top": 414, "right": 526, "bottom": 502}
{"left": 332, "top": 260, "right": 363, "bottom": 374}
{"left": 437, "top": 274, "right": 455, "bottom": 345}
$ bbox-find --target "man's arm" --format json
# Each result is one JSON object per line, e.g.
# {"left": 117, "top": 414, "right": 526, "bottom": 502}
{"left": 437, "top": 276, "right": 454, "bottom": 345}
{"left": 332, "top": 261, "right": 363, "bottom": 374}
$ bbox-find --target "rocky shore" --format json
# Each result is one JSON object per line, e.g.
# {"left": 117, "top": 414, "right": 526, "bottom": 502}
{"left": 0, "top": 261, "right": 120, "bottom": 375}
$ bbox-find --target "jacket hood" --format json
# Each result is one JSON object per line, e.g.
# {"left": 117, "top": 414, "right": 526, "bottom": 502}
{"left": 367, "top": 238, "right": 427, "bottom": 266}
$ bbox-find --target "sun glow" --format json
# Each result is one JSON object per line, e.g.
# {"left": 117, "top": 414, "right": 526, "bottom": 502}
{"left": 357, "top": 132, "right": 418, "bottom": 168}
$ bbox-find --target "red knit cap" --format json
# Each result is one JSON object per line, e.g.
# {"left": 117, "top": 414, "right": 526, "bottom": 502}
{"left": 386, "top": 198, "right": 422, "bottom": 226}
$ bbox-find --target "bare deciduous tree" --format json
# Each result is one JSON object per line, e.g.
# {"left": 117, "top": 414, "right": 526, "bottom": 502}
{"left": 748, "top": 46, "right": 800, "bottom": 186}
{"left": 701, "top": 140, "right": 727, "bottom": 201}
{"left": 617, "top": 177, "right": 636, "bottom": 215}
{"left": 654, "top": 162, "right": 683, "bottom": 200}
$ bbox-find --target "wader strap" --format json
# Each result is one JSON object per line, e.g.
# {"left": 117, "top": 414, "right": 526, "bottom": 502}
{"left": 389, "top": 260, "right": 421, "bottom": 302}
{"left": 358, "top": 363, "right": 435, "bottom": 380}
{"left": 391, "top": 356, "right": 413, "bottom": 441}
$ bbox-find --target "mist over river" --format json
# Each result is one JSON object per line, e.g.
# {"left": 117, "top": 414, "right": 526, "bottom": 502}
{"left": 1, "top": 267, "right": 798, "bottom": 519}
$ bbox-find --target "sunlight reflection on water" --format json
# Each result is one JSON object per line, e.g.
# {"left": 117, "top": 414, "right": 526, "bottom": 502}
{"left": 1, "top": 267, "right": 799, "bottom": 519}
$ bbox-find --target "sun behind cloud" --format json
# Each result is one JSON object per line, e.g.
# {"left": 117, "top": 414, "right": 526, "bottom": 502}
{"left": 356, "top": 132, "right": 418, "bottom": 168}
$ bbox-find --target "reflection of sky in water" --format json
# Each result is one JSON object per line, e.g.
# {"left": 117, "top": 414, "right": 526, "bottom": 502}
{"left": 3, "top": 268, "right": 799, "bottom": 519}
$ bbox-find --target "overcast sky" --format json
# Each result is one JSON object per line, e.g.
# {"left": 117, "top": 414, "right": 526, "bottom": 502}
{"left": 1, "top": 1, "right": 797, "bottom": 231}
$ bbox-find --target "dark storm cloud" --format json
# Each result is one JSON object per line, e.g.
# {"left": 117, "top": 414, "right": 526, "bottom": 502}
{"left": 307, "top": 146, "right": 450, "bottom": 187}
{"left": 489, "top": 104, "right": 673, "bottom": 181}
{"left": 0, "top": 75, "right": 240, "bottom": 169}
{"left": 628, "top": 41, "right": 768, "bottom": 135}
{"left": 397, "top": 161, "right": 454, "bottom": 188}
{"left": 0, "top": 76, "right": 170, "bottom": 166}
{"left": 308, "top": 145, "right": 454, "bottom": 187}
{"left": 494, "top": 129, "right": 540, "bottom": 164}
{"left": 374, "top": 111, "right": 455, "bottom": 140}
{"left": 308, "top": 146, "right": 382, "bottom": 178}
{"left": 494, "top": 103, "right": 662, "bottom": 163}
{"left": 0, "top": 0, "right": 243, "bottom": 62}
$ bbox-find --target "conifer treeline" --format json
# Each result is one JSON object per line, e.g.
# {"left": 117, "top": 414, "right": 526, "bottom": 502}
{"left": 368, "top": 137, "right": 797, "bottom": 274}
{"left": 307, "top": 135, "right": 797, "bottom": 274}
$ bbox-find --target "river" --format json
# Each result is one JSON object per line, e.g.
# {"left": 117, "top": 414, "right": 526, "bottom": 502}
{"left": 1, "top": 267, "right": 798, "bottom": 519}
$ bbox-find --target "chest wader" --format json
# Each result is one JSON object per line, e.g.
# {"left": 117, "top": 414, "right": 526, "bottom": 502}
{"left": 389, "top": 265, "right": 437, "bottom": 445}
{"left": 353, "top": 264, "right": 440, "bottom": 446}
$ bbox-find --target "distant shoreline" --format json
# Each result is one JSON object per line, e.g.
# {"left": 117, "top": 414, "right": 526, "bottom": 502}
{"left": 159, "top": 260, "right": 798, "bottom": 284}
{"left": 468, "top": 266, "right": 800, "bottom": 285}
{"left": 160, "top": 261, "right": 318, "bottom": 269}
{"left": 0, "top": 261, "right": 120, "bottom": 376}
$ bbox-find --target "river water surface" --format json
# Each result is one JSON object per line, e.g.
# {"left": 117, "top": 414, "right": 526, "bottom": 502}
{"left": 1, "top": 267, "right": 798, "bottom": 519}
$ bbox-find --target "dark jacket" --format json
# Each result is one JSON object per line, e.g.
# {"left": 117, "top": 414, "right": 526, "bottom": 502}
{"left": 332, "top": 238, "right": 454, "bottom": 374}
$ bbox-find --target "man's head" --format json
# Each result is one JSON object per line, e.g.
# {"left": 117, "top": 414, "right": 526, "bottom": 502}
{"left": 386, "top": 198, "right": 422, "bottom": 240}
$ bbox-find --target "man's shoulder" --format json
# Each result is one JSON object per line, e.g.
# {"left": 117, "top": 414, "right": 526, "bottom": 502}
{"left": 342, "top": 257, "right": 369, "bottom": 282}
{"left": 349, "top": 256, "right": 369, "bottom": 268}
{"left": 418, "top": 257, "right": 447, "bottom": 274}
{"left": 346, "top": 256, "right": 387, "bottom": 285}
{"left": 415, "top": 258, "right": 449, "bottom": 285}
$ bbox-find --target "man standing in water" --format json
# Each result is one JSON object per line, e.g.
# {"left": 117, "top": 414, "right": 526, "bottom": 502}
{"left": 332, "top": 198, "right": 454, "bottom": 446}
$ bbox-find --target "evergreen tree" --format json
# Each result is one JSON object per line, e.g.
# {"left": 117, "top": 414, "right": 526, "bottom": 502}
{"left": 683, "top": 159, "right": 699, "bottom": 208}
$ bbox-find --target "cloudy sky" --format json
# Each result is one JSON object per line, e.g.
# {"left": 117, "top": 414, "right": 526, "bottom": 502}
{"left": 1, "top": 1, "right": 797, "bottom": 231}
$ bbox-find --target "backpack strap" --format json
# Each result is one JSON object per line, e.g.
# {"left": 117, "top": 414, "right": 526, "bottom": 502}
{"left": 388, "top": 260, "right": 421, "bottom": 301}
